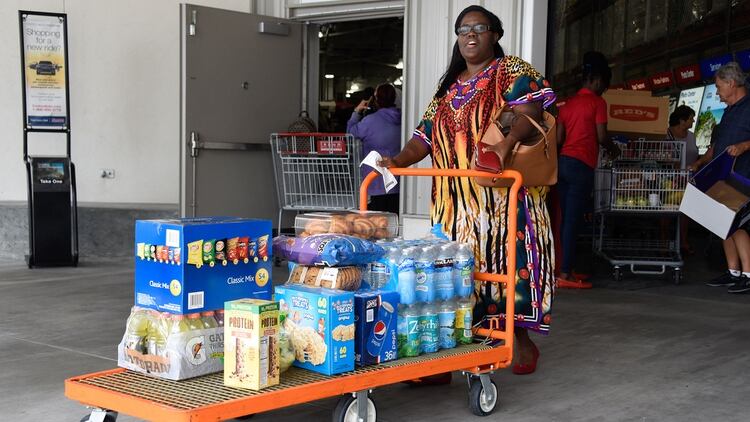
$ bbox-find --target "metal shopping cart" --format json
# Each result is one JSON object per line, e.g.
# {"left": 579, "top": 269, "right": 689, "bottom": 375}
{"left": 594, "top": 138, "right": 691, "bottom": 283}
{"left": 65, "top": 168, "right": 523, "bottom": 422}
{"left": 270, "top": 133, "right": 362, "bottom": 234}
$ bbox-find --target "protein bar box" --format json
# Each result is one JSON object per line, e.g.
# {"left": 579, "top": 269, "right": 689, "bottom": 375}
{"left": 224, "top": 299, "right": 280, "bottom": 390}
{"left": 135, "top": 217, "right": 272, "bottom": 314}
{"left": 274, "top": 284, "right": 355, "bottom": 376}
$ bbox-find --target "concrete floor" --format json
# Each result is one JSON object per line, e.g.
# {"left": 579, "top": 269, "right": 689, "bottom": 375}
{"left": 2, "top": 250, "right": 749, "bottom": 422}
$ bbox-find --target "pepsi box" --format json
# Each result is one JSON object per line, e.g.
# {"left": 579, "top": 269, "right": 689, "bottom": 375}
{"left": 354, "top": 290, "right": 399, "bottom": 366}
{"left": 134, "top": 217, "right": 273, "bottom": 314}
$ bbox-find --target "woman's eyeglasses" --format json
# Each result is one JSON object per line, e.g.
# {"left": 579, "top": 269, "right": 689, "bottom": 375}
{"left": 456, "top": 24, "right": 492, "bottom": 36}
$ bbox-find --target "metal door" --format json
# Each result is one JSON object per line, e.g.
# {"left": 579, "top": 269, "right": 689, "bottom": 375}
{"left": 180, "top": 4, "right": 303, "bottom": 222}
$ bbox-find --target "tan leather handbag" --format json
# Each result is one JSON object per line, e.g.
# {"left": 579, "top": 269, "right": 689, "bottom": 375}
{"left": 472, "top": 102, "right": 558, "bottom": 188}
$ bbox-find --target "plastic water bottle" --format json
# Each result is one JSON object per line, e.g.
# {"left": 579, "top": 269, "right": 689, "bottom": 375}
{"left": 201, "top": 311, "right": 218, "bottom": 329}
{"left": 370, "top": 253, "right": 390, "bottom": 290}
{"left": 419, "top": 302, "right": 439, "bottom": 353}
{"left": 415, "top": 246, "right": 436, "bottom": 304}
{"left": 397, "top": 247, "right": 417, "bottom": 305}
{"left": 453, "top": 243, "right": 475, "bottom": 298}
{"left": 435, "top": 242, "right": 456, "bottom": 301}
{"left": 125, "top": 308, "right": 150, "bottom": 354}
{"left": 214, "top": 309, "right": 224, "bottom": 327}
{"left": 455, "top": 297, "right": 474, "bottom": 345}
{"left": 438, "top": 299, "right": 457, "bottom": 349}
{"left": 397, "top": 304, "right": 421, "bottom": 357}
{"left": 384, "top": 247, "right": 400, "bottom": 290}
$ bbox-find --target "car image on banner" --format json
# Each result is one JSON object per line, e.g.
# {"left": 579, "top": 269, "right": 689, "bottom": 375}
{"left": 695, "top": 84, "right": 727, "bottom": 154}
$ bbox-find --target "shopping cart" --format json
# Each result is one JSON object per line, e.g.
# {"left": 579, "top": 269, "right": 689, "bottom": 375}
{"left": 270, "top": 133, "right": 362, "bottom": 234}
{"left": 593, "top": 139, "right": 691, "bottom": 283}
{"left": 65, "top": 168, "right": 522, "bottom": 422}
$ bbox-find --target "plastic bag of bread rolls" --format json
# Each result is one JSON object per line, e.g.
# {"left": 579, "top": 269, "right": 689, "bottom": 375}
{"left": 272, "top": 234, "right": 385, "bottom": 266}
{"left": 287, "top": 264, "right": 362, "bottom": 291}
{"left": 296, "top": 211, "right": 396, "bottom": 240}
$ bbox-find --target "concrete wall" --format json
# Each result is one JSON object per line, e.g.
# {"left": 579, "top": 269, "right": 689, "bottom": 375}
{"left": 1, "top": 0, "right": 254, "bottom": 206}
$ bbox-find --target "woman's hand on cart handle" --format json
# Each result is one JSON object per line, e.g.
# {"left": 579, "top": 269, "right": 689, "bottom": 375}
{"left": 378, "top": 156, "right": 398, "bottom": 168}
{"left": 381, "top": 138, "right": 432, "bottom": 169}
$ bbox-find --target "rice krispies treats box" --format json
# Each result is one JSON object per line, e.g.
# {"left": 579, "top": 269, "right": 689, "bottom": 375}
{"left": 274, "top": 285, "right": 355, "bottom": 376}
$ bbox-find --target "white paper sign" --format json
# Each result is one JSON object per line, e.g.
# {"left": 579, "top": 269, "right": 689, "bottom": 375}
{"left": 360, "top": 151, "right": 398, "bottom": 193}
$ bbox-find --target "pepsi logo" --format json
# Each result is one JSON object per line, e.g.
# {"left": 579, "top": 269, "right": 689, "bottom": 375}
{"left": 372, "top": 321, "right": 387, "bottom": 339}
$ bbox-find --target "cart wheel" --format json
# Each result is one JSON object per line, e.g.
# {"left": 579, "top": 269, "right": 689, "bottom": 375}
{"left": 469, "top": 378, "right": 499, "bottom": 416}
{"left": 613, "top": 267, "right": 623, "bottom": 282}
{"left": 80, "top": 410, "right": 117, "bottom": 422}
{"left": 332, "top": 394, "right": 376, "bottom": 422}
{"left": 673, "top": 268, "right": 682, "bottom": 285}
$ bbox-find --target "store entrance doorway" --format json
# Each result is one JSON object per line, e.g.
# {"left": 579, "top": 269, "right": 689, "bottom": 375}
{"left": 316, "top": 17, "right": 404, "bottom": 133}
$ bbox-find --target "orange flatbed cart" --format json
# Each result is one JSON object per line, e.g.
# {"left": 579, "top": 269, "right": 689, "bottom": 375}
{"left": 66, "top": 168, "right": 521, "bottom": 422}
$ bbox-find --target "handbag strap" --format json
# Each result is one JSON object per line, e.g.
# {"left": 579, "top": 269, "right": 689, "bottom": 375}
{"left": 511, "top": 112, "right": 551, "bottom": 158}
{"left": 490, "top": 69, "right": 550, "bottom": 157}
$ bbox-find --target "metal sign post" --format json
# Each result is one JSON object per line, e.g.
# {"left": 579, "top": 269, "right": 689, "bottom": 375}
{"left": 19, "top": 10, "right": 78, "bottom": 267}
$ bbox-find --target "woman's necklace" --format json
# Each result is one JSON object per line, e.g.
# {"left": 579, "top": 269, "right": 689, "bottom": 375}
{"left": 460, "top": 59, "right": 494, "bottom": 82}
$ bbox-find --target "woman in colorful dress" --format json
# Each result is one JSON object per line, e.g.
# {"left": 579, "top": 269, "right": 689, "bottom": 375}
{"left": 381, "top": 5, "right": 556, "bottom": 375}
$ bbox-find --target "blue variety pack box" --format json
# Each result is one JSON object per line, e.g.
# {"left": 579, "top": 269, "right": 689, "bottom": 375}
{"left": 135, "top": 217, "right": 273, "bottom": 314}
{"left": 274, "top": 284, "right": 354, "bottom": 376}
{"left": 680, "top": 151, "right": 750, "bottom": 239}
{"left": 354, "top": 290, "right": 399, "bottom": 366}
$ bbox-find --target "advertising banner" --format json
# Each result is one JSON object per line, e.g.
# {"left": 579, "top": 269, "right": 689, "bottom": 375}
{"left": 677, "top": 86, "right": 705, "bottom": 132}
{"left": 20, "top": 13, "right": 68, "bottom": 130}
{"left": 700, "top": 54, "right": 732, "bottom": 81}
{"left": 628, "top": 78, "right": 651, "bottom": 91}
{"left": 695, "top": 84, "right": 727, "bottom": 154}
{"left": 650, "top": 71, "right": 673, "bottom": 90}
{"left": 737, "top": 49, "right": 750, "bottom": 71}
{"left": 675, "top": 64, "right": 701, "bottom": 85}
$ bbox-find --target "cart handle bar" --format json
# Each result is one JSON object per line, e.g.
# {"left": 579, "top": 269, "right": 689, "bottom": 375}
{"left": 360, "top": 167, "right": 521, "bottom": 344}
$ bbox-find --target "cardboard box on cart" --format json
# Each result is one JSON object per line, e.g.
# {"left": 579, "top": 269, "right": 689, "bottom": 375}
{"left": 680, "top": 151, "right": 750, "bottom": 239}
{"left": 274, "top": 284, "right": 355, "bottom": 376}
{"left": 602, "top": 90, "right": 669, "bottom": 135}
{"left": 354, "top": 290, "right": 399, "bottom": 366}
{"left": 134, "top": 217, "right": 273, "bottom": 314}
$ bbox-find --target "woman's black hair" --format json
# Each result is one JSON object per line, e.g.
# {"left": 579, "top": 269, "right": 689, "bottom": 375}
{"left": 582, "top": 51, "right": 611, "bottom": 89}
{"left": 669, "top": 105, "right": 695, "bottom": 127}
{"left": 435, "top": 5, "right": 505, "bottom": 98}
{"left": 375, "top": 83, "right": 397, "bottom": 108}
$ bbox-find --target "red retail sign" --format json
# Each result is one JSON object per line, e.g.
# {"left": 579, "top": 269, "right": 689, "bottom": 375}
{"left": 650, "top": 71, "right": 673, "bottom": 89}
{"left": 628, "top": 78, "right": 651, "bottom": 91}
{"left": 675, "top": 64, "right": 701, "bottom": 84}
{"left": 610, "top": 105, "right": 660, "bottom": 121}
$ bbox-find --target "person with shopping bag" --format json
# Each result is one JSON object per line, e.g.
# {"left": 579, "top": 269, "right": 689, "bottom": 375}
{"left": 380, "top": 4, "right": 556, "bottom": 375}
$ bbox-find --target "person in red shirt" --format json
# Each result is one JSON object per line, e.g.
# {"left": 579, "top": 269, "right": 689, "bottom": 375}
{"left": 555, "top": 51, "right": 620, "bottom": 287}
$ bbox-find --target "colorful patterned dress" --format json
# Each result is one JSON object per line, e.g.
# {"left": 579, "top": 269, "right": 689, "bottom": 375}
{"left": 412, "top": 56, "right": 556, "bottom": 334}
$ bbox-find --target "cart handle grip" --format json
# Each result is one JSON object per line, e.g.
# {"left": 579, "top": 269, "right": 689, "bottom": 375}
{"left": 360, "top": 167, "right": 520, "bottom": 345}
